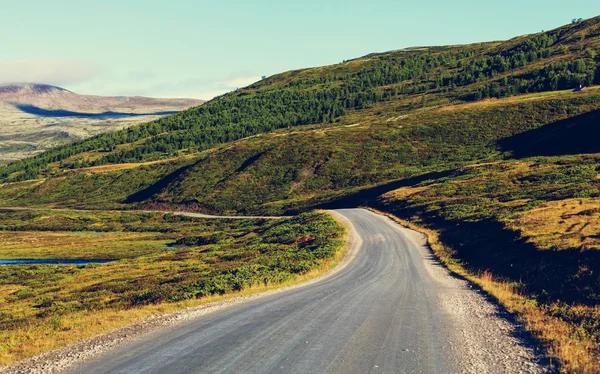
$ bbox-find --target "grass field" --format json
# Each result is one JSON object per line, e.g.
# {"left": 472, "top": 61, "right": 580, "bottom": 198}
{"left": 0, "top": 209, "right": 345, "bottom": 365}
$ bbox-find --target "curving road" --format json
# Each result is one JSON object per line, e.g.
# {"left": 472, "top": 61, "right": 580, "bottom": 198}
{"left": 68, "top": 209, "right": 534, "bottom": 374}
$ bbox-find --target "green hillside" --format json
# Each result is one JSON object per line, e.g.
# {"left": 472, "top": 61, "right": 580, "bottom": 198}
{"left": 2, "top": 90, "right": 599, "bottom": 214}
{"left": 1, "top": 16, "right": 600, "bottom": 372}
{"left": 2, "top": 16, "right": 600, "bottom": 182}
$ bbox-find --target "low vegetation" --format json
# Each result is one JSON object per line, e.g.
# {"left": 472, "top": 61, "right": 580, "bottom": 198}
{"left": 0, "top": 209, "right": 345, "bottom": 365}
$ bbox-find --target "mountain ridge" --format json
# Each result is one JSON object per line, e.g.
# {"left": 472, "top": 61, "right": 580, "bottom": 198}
{"left": 0, "top": 83, "right": 204, "bottom": 112}
{"left": 0, "top": 83, "right": 204, "bottom": 163}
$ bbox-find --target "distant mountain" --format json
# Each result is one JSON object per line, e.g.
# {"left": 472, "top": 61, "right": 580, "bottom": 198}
{"left": 0, "top": 83, "right": 204, "bottom": 163}
{"left": 0, "top": 83, "right": 203, "bottom": 112}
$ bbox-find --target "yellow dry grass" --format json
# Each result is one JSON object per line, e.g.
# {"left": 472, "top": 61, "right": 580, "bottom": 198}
{"left": 381, "top": 185, "right": 433, "bottom": 200}
{"left": 77, "top": 155, "right": 192, "bottom": 173}
{"left": 510, "top": 198, "right": 600, "bottom": 251}
{"left": 437, "top": 86, "right": 600, "bottom": 112}
{"left": 369, "top": 208, "right": 600, "bottom": 374}
{"left": 0, "top": 231, "right": 165, "bottom": 260}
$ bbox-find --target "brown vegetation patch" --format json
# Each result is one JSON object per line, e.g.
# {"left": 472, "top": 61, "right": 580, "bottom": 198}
{"left": 510, "top": 198, "right": 600, "bottom": 251}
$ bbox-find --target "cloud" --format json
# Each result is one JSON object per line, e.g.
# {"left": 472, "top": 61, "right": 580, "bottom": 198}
{"left": 0, "top": 59, "right": 100, "bottom": 86}
{"left": 113, "top": 73, "right": 263, "bottom": 100}
{"left": 50, "top": 69, "right": 262, "bottom": 100}
{"left": 216, "top": 76, "right": 261, "bottom": 89}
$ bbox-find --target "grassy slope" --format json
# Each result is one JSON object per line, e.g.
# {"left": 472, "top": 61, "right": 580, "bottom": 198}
{"left": 0, "top": 209, "right": 345, "bottom": 364}
{"left": 0, "top": 17, "right": 599, "bottom": 373}
{"left": 2, "top": 16, "right": 599, "bottom": 181}
{"left": 1, "top": 89, "right": 599, "bottom": 213}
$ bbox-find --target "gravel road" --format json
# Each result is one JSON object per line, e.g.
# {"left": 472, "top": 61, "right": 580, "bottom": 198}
{"left": 0, "top": 207, "right": 286, "bottom": 220}
{"left": 2, "top": 208, "right": 549, "bottom": 373}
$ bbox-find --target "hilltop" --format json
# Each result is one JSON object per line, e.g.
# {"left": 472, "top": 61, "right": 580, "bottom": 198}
{"left": 0, "top": 83, "right": 204, "bottom": 163}
{"left": 0, "top": 16, "right": 599, "bottom": 372}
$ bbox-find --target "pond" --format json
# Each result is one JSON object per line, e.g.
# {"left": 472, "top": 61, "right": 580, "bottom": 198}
{"left": 0, "top": 259, "right": 113, "bottom": 265}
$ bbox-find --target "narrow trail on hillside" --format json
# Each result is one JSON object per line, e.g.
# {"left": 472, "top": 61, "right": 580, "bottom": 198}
{"left": 0, "top": 206, "right": 287, "bottom": 220}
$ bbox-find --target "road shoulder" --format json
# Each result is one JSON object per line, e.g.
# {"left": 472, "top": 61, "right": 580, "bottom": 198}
{"left": 372, "top": 209, "right": 550, "bottom": 373}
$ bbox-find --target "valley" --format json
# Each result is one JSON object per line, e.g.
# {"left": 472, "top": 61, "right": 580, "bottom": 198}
{"left": 0, "top": 84, "right": 203, "bottom": 163}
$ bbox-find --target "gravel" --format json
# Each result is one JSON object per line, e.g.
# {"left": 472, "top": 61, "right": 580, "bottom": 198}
{"left": 397, "top": 225, "right": 550, "bottom": 373}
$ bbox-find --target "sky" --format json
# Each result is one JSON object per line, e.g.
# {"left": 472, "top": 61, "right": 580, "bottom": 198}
{"left": 1, "top": 0, "right": 599, "bottom": 100}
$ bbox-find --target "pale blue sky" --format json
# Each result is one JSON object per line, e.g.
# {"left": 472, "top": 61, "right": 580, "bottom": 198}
{"left": 1, "top": 0, "right": 598, "bottom": 99}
